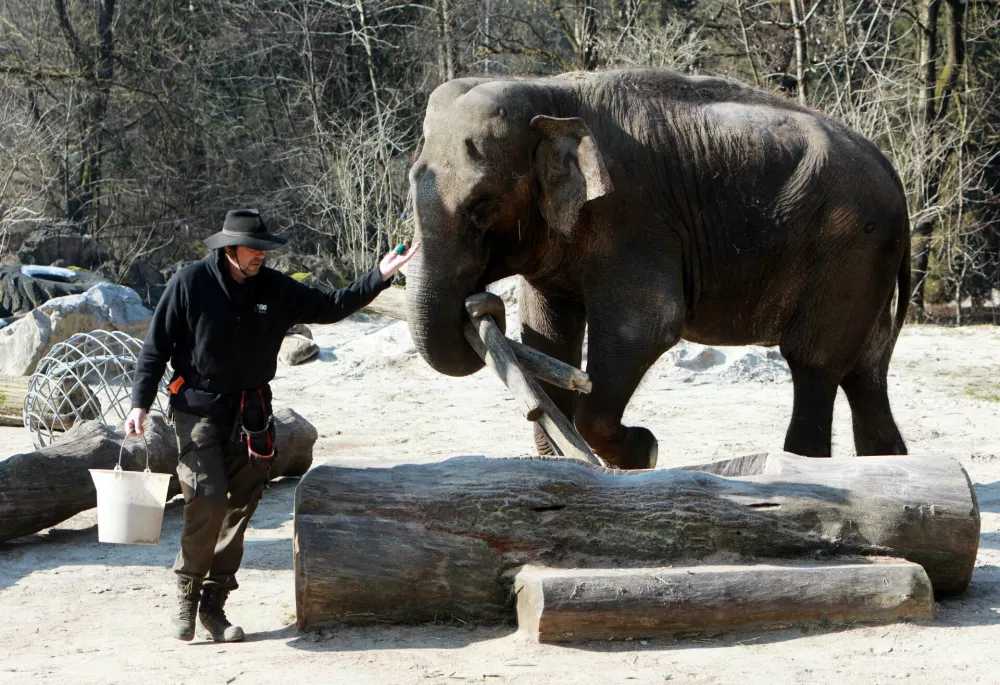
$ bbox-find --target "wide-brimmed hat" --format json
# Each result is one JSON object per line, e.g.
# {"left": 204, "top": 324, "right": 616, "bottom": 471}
{"left": 204, "top": 209, "right": 288, "bottom": 251}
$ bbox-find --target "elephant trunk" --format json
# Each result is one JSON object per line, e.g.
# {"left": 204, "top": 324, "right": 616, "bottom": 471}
{"left": 405, "top": 241, "right": 486, "bottom": 377}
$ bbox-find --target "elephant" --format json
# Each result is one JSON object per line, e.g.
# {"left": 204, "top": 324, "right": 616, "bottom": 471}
{"left": 404, "top": 68, "right": 911, "bottom": 469}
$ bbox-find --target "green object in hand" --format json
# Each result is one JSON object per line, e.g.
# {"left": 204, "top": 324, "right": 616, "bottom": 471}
{"left": 395, "top": 243, "right": 406, "bottom": 255}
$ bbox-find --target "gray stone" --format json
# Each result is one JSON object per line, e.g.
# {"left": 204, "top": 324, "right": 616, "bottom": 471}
{"left": 0, "top": 284, "right": 151, "bottom": 376}
{"left": 279, "top": 334, "right": 319, "bottom": 366}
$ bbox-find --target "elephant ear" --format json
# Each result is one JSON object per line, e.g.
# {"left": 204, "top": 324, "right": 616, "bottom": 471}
{"left": 531, "top": 115, "right": 613, "bottom": 237}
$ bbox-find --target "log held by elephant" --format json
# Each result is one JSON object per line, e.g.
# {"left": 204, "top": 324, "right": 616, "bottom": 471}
{"left": 293, "top": 452, "right": 979, "bottom": 630}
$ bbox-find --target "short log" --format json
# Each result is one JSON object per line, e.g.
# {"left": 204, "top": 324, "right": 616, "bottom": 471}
{"left": 514, "top": 560, "right": 934, "bottom": 642}
{"left": 0, "top": 407, "right": 316, "bottom": 544}
{"left": 293, "top": 452, "right": 979, "bottom": 629}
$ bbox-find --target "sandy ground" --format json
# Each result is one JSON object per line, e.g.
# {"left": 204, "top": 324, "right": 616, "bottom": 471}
{"left": 1, "top": 315, "right": 999, "bottom": 685}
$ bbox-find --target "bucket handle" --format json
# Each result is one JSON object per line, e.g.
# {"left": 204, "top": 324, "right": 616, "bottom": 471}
{"left": 117, "top": 435, "right": 152, "bottom": 474}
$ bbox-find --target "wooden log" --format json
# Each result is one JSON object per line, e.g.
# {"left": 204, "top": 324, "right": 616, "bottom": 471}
{"left": 464, "top": 293, "right": 600, "bottom": 465}
{"left": 507, "top": 338, "right": 592, "bottom": 394}
{"left": 0, "top": 407, "right": 316, "bottom": 544}
{"left": 464, "top": 314, "right": 545, "bottom": 422}
{"left": 293, "top": 453, "right": 979, "bottom": 629}
{"left": 367, "top": 289, "right": 591, "bottom": 393}
{"left": 463, "top": 321, "right": 599, "bottom": 465}
{"left": 514, "top": 560, "right": 935, "bottom": 642}
{"left": 0, "top": 374, "right": 27, "bottom": 426}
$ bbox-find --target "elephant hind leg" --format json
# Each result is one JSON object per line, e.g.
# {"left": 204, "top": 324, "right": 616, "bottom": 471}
{"left": 840, "top": 310, "right": 907, "bottom": 456}
{"left": 782, "top": 363, "right": 840, "bottom": 457}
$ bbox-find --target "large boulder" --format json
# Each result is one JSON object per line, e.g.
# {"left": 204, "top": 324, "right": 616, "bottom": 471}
{"left": 126, "top": 260, "right": 168, "bottom": 311}
{"left": 0, "top": 265, "right": 108, "bottom": 318}
{"left": 16, "top": 224, "right": 113, "bottom": 270}
{"left": 0, "top": 284, "right": 151, "bottom": 376}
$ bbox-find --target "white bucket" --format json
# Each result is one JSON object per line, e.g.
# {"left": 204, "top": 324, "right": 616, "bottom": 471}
{"left": 89, "top": 439, "right": 172, "bottom": 545}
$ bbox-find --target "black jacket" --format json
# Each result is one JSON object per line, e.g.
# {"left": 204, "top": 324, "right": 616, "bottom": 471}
{"left": 131, "top": 250, "right": 391, "bottom": 422}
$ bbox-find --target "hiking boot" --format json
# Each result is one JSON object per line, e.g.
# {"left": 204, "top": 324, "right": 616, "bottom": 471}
{"left": 199, "top": 587, "right": 245, "bottom": 642}
{"left": 171, "top": 577, "right": 201, "bottom": 641}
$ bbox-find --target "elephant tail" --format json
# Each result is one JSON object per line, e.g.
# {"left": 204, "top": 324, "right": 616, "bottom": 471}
{"left": 893, "top": 217, "right": 912, "bottom": 338}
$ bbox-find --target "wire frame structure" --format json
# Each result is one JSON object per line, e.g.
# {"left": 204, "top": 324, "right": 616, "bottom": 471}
{"left": 23, "top": 330, "right": 170, "bottom": 448}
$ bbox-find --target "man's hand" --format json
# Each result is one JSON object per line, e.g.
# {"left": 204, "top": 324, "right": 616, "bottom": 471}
{"left": 379, "top": 238, "right": 420, "bottom": 281}
{"left": 126, "top": 407, "right": 147, "bottom": 437}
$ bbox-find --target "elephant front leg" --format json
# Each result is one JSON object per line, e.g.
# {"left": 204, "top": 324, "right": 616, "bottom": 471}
{"left": 518, "top": 282, "right": 587, "bottom": 457}
{"left": 575, "top": 313, "right": 679, "bottom": 470}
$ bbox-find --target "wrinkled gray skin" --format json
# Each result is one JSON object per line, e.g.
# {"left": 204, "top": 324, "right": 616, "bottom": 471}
{"left": 406, "top": 68, "right": 910, "bottom": 469}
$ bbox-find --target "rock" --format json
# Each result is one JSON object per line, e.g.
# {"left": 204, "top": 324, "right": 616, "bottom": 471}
{"left": 267, "top": 253, "right": 348, "bottom": 289}
{"left": 286, "top": 323, "right": 313, "bottom": 339}
{"left": 0, "top": 284, "right": 151, "bottom": 376}
{"left": 128, "top": 260, "right": 165, "bottom": 288}
{"left": 486, "top": 276, "right": 521, "bottom": 308}
{"left": 673, "top": 345, "right": 726, "bottom": 371}
{"left": 719, "top": 347, "right": 791, "bottom": 383}
{"left": 16, "top": 223, "right": 113, "bottom": 270}
{"left": 0, "top": 264, "right": 108, "bottom": 318}
{"left": 36, "top": 376, "right": 104, "bottom": 428}
{"left": 162, "top": 260, "right": 196, "bottom": 283}
{"left": 279, "top": 334, "right": 319, "bottom": 366}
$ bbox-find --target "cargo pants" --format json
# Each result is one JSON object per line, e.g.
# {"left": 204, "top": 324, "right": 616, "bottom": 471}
{"left": 171, "top": 409, "right": 269, "bottom": 591}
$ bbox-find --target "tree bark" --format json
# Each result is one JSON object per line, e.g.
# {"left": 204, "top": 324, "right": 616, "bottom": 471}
{"left": 514, "top": 560, "right": 934, "bottom": 642}
{"left": 913, "top": 0, "right": 967, "bottom": 312}
{"left": 0, "top": 408, "right": 315, "bottom": 544}
{"left": 579, "top": 0, "right": 598, "bottom": 70}
{"left": 294, "top": 452, "right": 979, "bottom": 629}
{"left": 789, "top": 0, "right": 809, "bottom": 105}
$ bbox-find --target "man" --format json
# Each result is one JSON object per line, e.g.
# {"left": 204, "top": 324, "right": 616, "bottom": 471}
{"left": 126, "top": 208, "right": 417, "bottom": 643}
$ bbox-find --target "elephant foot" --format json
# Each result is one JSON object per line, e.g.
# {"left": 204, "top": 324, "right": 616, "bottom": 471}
{"left": 592, "top": 426, "right": 658, "bottom": 470}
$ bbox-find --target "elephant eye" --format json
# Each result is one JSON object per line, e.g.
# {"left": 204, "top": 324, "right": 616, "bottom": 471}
{"left": 468, "top": 196, "right": 492, "bottom": 218}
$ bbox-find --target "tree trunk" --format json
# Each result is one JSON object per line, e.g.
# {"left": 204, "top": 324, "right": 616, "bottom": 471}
{"left": 579, "top": 0, "right": 598, "bottom": 70}
{"left": 0, "top": 408, "right": 316, "bottom": 544}
{"left": 913, "top": 0, "right": 967, "bottom": 312}
{"left": 294, "top": 452, "right": 979, "bottom": 629}
{"left": 789, "top": 0, "right": 808, "bottom": 105}
{"left": 436, "top": 0, "right": 457, "bottom": 81}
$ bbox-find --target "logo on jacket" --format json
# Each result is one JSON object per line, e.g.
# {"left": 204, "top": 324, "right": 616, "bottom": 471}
{"left": 255, "top": 303, "right": 267, "bottom": 314}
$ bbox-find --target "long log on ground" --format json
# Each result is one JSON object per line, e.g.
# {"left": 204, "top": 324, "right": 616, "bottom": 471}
{"left": 0, "top": 407, "right": 316, "bottom": 544}
{"left": 514, "top": 560, "right": 934, "bottom": 642}
{"left": 293, "top": 452, "right": 979, "bottom": 629}
{"left": 0, "top": 374, "right": 27, "bottom": 426}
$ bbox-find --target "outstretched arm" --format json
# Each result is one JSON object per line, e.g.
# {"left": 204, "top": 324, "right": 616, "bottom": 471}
{"left": 292, "top": 241, "right": 419, "bottom": 325}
